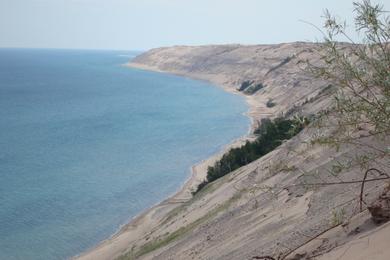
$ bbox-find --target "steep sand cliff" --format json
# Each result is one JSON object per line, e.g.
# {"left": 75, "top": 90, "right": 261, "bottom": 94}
{"left": 129, "top": 42, "right": 331, "bottom": 121}
{"left": 77, "top": 42, "right": 389, "bottom": 260}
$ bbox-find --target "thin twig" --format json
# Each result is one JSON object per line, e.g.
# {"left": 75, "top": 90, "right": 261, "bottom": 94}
{"left": 359, "top": 168, "right": 389, "bottom": 211}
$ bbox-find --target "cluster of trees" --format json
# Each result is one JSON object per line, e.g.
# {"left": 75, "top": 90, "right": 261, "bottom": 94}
{"left": 193, "top": 117, "right": 308, "bottom": 194}
{"left": 238, "top": 80, "right": 265, "bottom": 95}
{"left": 244, "top": 83, "right": 264, "bottom": 95}
{"left": 238, "top": 80, "right": 253, "bottom": 91}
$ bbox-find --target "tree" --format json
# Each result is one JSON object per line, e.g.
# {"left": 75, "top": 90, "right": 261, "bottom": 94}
{"left": 307, "top": 0, "right": 389, "bottom": 175}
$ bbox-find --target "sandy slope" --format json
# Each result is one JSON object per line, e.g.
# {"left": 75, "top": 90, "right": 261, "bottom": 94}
{"left": 76, "top": 42, "right": 389, "bottom": 260}
{"left": 317, "top": 221, "right": 390, "bottom": 260}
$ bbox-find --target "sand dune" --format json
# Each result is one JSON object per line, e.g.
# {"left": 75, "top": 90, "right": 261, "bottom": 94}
{"left": 76, "top": 42, "right": 389, "bottom": 260}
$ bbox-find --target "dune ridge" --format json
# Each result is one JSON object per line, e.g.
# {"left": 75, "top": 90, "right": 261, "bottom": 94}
{"left": 76, "top": 42, "right": 389, "bottom": 260}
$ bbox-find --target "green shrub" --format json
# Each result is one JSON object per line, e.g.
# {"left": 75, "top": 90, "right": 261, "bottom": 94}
{"left": 266, "top": 99, "right": 276, "bottom": 108}
{"left": 238, "top": 80, "right": 253, "bottom": 91}
{"left": 244, "top": 83, "right": 265, "bottom": 95}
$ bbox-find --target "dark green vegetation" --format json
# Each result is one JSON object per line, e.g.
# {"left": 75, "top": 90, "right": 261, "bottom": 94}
{"left": 244, "top": 83, "right": 265, "bottom": 95}
{"left": 193, "top": 117, "right": 308, "bottom": 194}
{"left": 238, "top": 80, "right": 253, "bottom": 91}
{"left": 265, "top": 56, "right": 294, "bottom": 76}
{"left": 266, "top": 99, "right": 276, "bottom": 108}
{"left": 238, "top": 80, "right": 265, "bottom": 95}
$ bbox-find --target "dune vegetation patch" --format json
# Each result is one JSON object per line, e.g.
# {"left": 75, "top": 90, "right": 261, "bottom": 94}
{"left": 193, "top": 117, "right": 309, "bottom": 195}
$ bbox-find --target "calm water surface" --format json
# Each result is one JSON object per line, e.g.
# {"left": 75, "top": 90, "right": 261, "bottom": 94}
{"left": 0, "top": 49, "right": 249, "bottom": 259}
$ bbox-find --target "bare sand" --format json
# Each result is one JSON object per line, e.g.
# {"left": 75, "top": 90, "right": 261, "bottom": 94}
{"left": 317, "top": 221, "right": 390, "bottom": 260}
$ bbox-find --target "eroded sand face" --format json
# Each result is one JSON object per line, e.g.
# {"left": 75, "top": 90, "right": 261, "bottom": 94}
{"left": 77, "top": 43, "right": 389, "bottom": 260}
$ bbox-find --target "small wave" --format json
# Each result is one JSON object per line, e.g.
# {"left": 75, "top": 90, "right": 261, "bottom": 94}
{"left": 117, "top": 54, "right": 136, "bottom": 58}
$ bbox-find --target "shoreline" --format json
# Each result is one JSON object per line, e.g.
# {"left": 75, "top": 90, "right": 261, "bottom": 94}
{"left": 74, "top": 62, "right": 263, "bottom": 260}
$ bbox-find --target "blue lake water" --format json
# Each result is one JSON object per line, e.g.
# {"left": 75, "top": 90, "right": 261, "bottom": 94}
{"left": 0, "top": 49, "right": 249, "bottom": 260}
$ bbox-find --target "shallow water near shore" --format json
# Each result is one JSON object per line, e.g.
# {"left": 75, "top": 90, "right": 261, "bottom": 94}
{"left": 0, "top": 49, "right": 249, "bottom": 260}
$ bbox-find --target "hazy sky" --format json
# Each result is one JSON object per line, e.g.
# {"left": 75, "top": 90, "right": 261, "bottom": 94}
{"left": 0, "top": 0, "right": 388, "bottom": 50}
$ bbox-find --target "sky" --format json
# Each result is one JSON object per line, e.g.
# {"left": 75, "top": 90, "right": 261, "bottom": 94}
{"left": 0, "top": 0, "right": 389, "bottom": 50}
